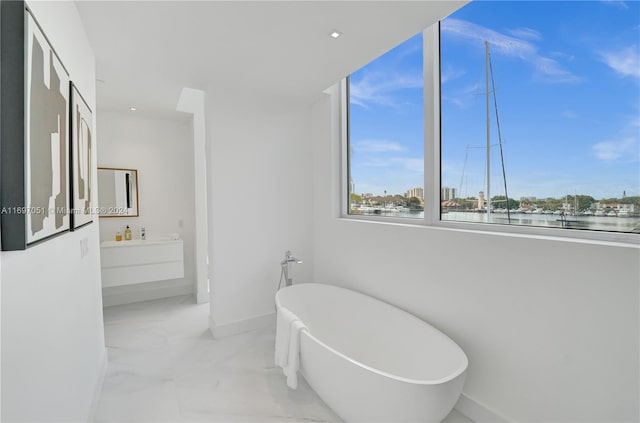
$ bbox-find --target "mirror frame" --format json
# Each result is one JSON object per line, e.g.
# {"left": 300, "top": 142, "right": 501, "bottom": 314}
{"left": 97, "top": 167, "right": 140, "bottom": 218}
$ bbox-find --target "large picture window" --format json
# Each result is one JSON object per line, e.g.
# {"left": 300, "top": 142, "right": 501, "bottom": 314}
{"left": 347, "top": 33, "right": 424, "bottom": 219}
{"left": 440, "top": 1, "right": 639, "bottom": 233}
{"left": 346, "top": 1, "right": 640, "bottom": 237}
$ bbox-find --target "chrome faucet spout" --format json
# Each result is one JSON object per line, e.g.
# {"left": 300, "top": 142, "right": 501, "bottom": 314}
{"left": 281, "top": 250, "right": 302, "bottom": 265}
{"left": 280, "top": 250, "right": 302, "bottom": 288}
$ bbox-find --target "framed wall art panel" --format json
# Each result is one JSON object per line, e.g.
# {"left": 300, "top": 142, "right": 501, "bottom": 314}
{"left": 0, "top": 0, "right": 27, "bottom": 250}
{"left": 24, "top": 8, "right": 70, "bottom": 244}
{"left": 70, "top": 83, "right": 94, "bottom": 230}
{"left": 0, "top": 2, "right": 73, "bottom": 250}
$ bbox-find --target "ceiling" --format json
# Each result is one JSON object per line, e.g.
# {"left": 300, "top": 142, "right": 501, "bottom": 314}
{"left": 76, "top": 1, "right": 466, "bottom": 119}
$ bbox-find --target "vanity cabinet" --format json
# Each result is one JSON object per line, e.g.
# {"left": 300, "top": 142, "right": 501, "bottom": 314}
{"left": 100, "top": 239, "right": 184, "bottom": 288}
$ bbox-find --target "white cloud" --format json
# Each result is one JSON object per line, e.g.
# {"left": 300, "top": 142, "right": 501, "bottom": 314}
{"left": 599, "top": 45, "right": 640, "bottom": 79}
{"left": 441, "top": 18, "right": 583, "bottom": 83}
{"left": 441, "top": 18, "right": 535, "bottom": 58}
{"left": 448, "top": 83, "right": 480, "bottom": 103}
{"left": 358, "top": 158, "right": 392, "bottom": 168}
{"left": 443, "top": 82, "right": 482, "bottom": 109}
{"left": 441, "top": 65, "right": 466, "bottom": 84}
{"left": 357, "top": 156, "right": 424, "bottom": 173}
{"left": 443, "top": 95, "right": 465, "bottom": 108}
{"left": 601, "top": 0, "right": 629, "bottom": 10}
{"left": 551, "top": 51, "right": 575, "bottom": 62}
{"left": 390, "top": 157, "right": 424, "bottom": 173}
{"left": 592, "top": 137, "right": 639, "bottom": 161}
{"left": 352, "top": 139, "right": 405, "bottom": 153}
{"left": 350, "top": 72, "right": 422, "bottom": 108}
{"left": 507, "top": 27, "right": 542, "bottom": 41}
{"left": 352, "top": 155, "right": 425, "bottom": 195}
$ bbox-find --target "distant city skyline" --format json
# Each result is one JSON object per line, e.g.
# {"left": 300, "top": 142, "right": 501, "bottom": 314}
{"left": 349, "top": 1, "right": 640, "bottom": 200}
{"left": 351, "top": 185, "right": 635, "bottom": 202}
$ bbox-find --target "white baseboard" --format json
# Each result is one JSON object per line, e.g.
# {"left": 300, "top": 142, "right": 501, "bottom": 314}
{"left": 454, "top": 393, "right": 510, "bottom": 422}
{"left": 209, "top": 311, "right": 275, "bottom": 339}
{"left": 102, "top": 281, "right": 194, "bottom": 307}
{"left": 196, "top": 290, "right": 209, "bottom": 304}
{"left": 88, "top": 348, "right": 108, "bottom": 422}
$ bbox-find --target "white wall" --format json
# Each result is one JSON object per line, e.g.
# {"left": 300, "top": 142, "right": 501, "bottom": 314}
{"left": 1, "top": 1, "right": 106, "bottom": 421}
{"left": 176, "top": 88, "right": 209, "bottom": 304}
{"left": 97, "top": 111, "right": 196, "bottom": 306}
{"left": 310, "top": 86, "right": 640, "bottom": 422}
{"left": 206, "top": 87, "right": 313, "bottom": 337}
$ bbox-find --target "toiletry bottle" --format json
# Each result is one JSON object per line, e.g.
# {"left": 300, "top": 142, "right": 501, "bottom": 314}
{"left": 115, "top": 231, "right": 122, "bottom": 241}
{"left": 124, "top": 225, "right": 132, "bottom": 240}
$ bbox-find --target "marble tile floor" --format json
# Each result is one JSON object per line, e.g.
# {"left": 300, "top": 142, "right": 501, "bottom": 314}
{"left": 94, "top": 295, "right": 472, "bottom": 423}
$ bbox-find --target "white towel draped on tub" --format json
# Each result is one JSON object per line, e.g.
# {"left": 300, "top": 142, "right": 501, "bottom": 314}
{"left": 275, "top": 306, "right": 308, "bottom": 389}
{"left": 275, "top": 307, "right": 296, "bottom": 367}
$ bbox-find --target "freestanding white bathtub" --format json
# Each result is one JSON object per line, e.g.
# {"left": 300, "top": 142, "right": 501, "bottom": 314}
{"left": 275, "top": 283, "right": 468, "bottom": 422}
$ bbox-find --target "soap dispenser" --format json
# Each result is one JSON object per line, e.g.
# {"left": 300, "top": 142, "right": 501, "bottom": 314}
{"left": 124, "top": 225, "right": 132, "bottom": 241}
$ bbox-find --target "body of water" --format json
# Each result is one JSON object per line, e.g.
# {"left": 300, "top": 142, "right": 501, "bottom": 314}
{"left": 355, "top": 210, "right": 640, "bottom": 233}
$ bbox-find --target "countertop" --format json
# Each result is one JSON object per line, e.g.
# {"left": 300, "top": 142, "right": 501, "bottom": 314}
{"left": 100, "top": 238, "right": 182, "bottom": 248}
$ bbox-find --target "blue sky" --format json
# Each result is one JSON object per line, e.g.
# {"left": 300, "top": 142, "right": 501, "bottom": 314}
{"left": 349, "top": 0, "right": 640, "bottom": 200}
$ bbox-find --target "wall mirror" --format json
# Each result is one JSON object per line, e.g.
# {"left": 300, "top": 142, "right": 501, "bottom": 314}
{"left": 97, "top": 167, "right": 139, "bottom": 217}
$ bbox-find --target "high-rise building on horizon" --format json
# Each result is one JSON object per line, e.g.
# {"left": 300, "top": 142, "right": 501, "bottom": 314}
{"left": 441, "top": 187, "right": 456, "bottom": 201}
{"left": 405, "top": 187, "right": 424, "bottom": 200}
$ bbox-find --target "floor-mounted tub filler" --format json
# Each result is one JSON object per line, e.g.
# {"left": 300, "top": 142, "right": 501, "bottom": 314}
{"left": 275, "top": 283, "right": 468, "bottom": 422}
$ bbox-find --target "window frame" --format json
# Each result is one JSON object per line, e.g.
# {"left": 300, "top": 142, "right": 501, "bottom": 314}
{"left": 341, "top": 23, "right": 639, "bottom": 246}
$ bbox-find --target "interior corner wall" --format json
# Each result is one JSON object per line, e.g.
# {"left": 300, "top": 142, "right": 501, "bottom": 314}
{"left": 310, "top": 86, "right": 640, "bottom": 422}
{"left": 176, "top": 88, "right": 209, "bottom": 305}
{"left": 97, "top": 111, "right": 196, "bottom": 306}
{"left": 1, "top": 1, "right": 106, "bottom": 421}
{"left": 205, "top": 87, "right": 314, "bottom": 337}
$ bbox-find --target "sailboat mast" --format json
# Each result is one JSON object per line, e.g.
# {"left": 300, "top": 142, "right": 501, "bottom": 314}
{"left": 485, "top": 41, "right": 491, "bottom": 220}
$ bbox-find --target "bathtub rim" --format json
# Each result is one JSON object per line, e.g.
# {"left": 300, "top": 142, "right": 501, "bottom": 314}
{"left": 275, "top": 283, "right": 469, "bottom": 386}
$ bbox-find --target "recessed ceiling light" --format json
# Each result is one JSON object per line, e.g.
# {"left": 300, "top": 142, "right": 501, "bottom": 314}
{"left": 330, "top": 30, "right": 342, "bottom": 39}
{"left": 129, "top": 107, "right": 137, "bottom": 111}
